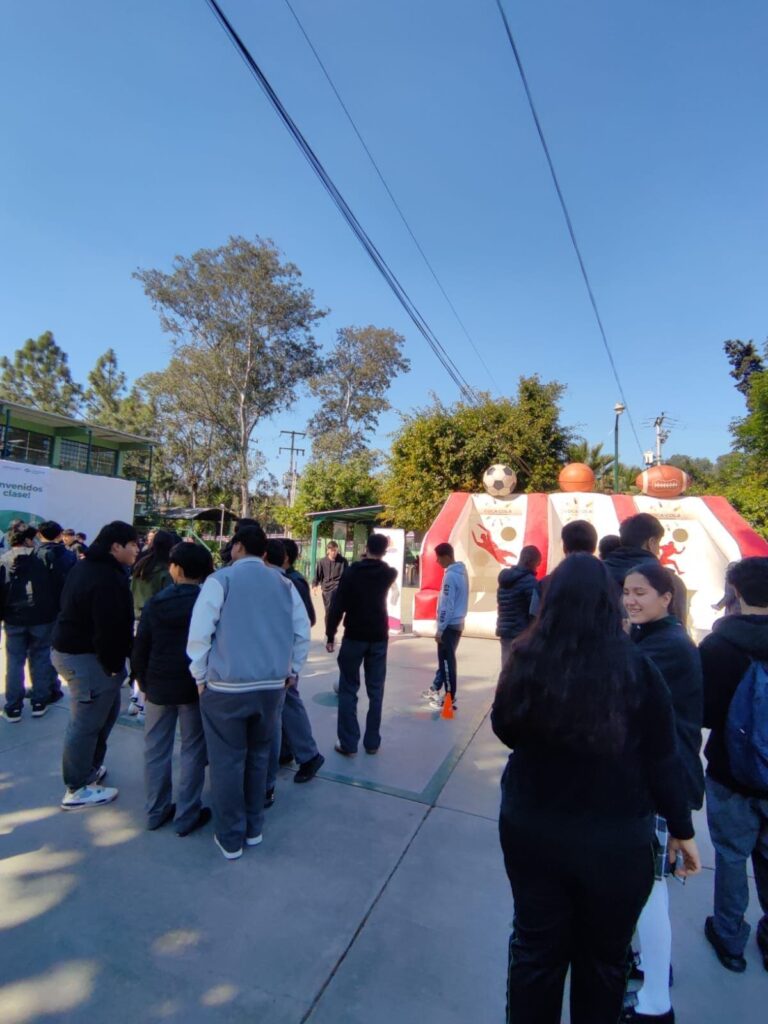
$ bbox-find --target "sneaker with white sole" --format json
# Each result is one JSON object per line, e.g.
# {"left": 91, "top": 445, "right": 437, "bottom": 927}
{"left": 245, "top": 834, "right": 263, "bottom": 847}
{"left": 420, "top": 687, "right": 440, "bottom": 701}
{"left": 127, "top": 697, "right": 141, "bottom": 717}
{"left": 214, "top": 834, "right": 243, "bottom": 860}
{"left": 61, "top": 784, "right": 118, "bottom": 809}
{"left": 31, "top": 701, "right": 49, "bottom": 718}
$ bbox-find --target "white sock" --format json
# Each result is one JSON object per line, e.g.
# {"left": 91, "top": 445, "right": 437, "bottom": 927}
{"left": 636, "top": 878, "right": 672, "bottom": 1016}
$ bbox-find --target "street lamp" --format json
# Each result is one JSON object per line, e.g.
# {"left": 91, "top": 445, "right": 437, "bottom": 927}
{"left": 613, "top": 402, "right": 625, "bottom": 493}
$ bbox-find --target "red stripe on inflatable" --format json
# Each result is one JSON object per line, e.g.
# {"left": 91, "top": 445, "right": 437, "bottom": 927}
{"left": 611, "top": 494, "right": 638, "bottom": 523}
{"left": 522, "top": 493, "right": 550, "bottom": 579}
{"left": 700, "top": 497, "right": 768, "bottom": 557}
{"left": 419, "top": 492, "right": 473, "bottom": 594}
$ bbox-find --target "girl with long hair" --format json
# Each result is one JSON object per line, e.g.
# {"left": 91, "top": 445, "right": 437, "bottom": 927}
{"left": 492, "top": 554, "right": 700, "bottom": 1024}
{"left": 621, "top": 563, "right": 704, "bottom": 1024}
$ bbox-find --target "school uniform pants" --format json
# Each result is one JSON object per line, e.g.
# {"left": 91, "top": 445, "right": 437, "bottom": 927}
{"left": 500, "top": 814, "right": 654, "bottom": 1024}
{"left": 336, "top": 637, "right": 388, "bottom": 753}
{"left": 144, "top": 700, "right": 207, "bottom": 833}
{"left": 267, "top": 683, "right": 319, "bottom": 789}
{"left": 200, "top": 687, "right": 283, "bottom": 852}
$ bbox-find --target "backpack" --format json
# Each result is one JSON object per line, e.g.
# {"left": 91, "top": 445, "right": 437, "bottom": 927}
{"left": 725, "top": 659, "right": 768, "bottom": 791}
{"left": 0, "top": 549, "right": 52, "bottom": 621}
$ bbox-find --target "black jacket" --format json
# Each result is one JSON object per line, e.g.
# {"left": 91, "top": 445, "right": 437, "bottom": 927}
{"left": 492, "top": 646, "right": 694, "bottom": 845}
{"left": 0, "top": 547, "right": 59, "bottom": 626}
{"left": 326, "top": 557, "right": 397, "bottom": 643}
{"left": 604, "top": 545, "right": 688, "bottom": 621}
{"left": 314, "top": 555, "right": 347, "bottom": 593}
{"left": 36, "top": 541, "right": 77, "bottom": 608}
{"left": 286, "top": 567, "right": 315, "bottom": 627}
{"left": 631, "top": 616, "right": 704, "bottom": 810}
{"left": 52, "top": 548, "right": 134, "bottom": 674}
{"left": 131, "top": 583, "right": 201, "bottom": 705}
{"left": 496, "top": 566, "right": 539, "bottom": 639}
{"left": 700, "top": 613, "right": 768, "bottom": 797}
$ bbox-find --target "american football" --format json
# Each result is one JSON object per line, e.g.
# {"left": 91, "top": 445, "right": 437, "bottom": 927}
{"left": 635, "top": 464, "right": 689, "bottom": 498}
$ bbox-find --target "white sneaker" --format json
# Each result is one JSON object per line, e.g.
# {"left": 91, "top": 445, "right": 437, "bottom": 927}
{"left": 245, "top": 834, "right": 263, "bottom": 847}
{"left": 420, "top": 687, "right": 440, "bottom": 701}
{"left": 127, "top": 698, "right": 141, "bottom": 717}
{"left": 61, "top": 784, "right": 118, "bottom": 809}
{"left": 214, "top": 834, "right": 243, "bottom": 860}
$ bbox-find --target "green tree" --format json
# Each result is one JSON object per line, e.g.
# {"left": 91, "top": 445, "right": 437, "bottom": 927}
{"left": 380, "top": 377, "right": 573, "bottom": 531}
{"left": 666, "top": 453, "right": 716, "bottom": 493}
{"left": 84, "top": 348, "right": 128, "bottom": 424}
{"left": 0, "top": 331, "right": 83, "bottom": 415}
{"left": 307, "top": 325, "right": 410, "bottom": 460}
{"left": 278, "top": 453, "right": 381, "bottom": 536}
{"left": 724, "top": 339, "right": 765, "bottom": 396}
{"left": 566, "top": 438, "right": 614, "bottom": 484}
{"left": 135, "top": 236, "right": 325, "bottom": 514}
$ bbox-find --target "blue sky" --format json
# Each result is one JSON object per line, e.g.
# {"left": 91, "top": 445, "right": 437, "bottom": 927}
{"left": 2, "top": 0, "right": 766, "bottom": 484}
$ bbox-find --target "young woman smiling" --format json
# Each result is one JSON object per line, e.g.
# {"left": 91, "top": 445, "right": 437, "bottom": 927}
{"left": 621, "top": 563, "right": 705, "bottom": 1024}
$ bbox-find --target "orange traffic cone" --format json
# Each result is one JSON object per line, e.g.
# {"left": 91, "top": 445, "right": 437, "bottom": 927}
{"left": 441, "top": 693, "right": 454, "bottom": 719}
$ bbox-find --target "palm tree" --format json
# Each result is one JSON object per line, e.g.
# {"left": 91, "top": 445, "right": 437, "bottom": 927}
{"left": 566, "top": 439, "right": 615, "bottom": 484}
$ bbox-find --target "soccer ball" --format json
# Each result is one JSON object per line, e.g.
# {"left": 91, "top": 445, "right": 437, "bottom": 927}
{"left": 482, "top": 464, "right": 517, "bottom": 498}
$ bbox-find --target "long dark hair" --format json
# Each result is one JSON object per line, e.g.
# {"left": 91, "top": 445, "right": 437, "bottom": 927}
{"left": 133, "top": 529, "right": 181, "bottom": 581}
{"left": 624, "top": 561, "right": 679, "bottom": 619}
{"left": 494, "top": 553, "right": 641, "bottom": 756}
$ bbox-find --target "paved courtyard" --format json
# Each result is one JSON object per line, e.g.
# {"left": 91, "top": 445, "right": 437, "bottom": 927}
{"left": 0, "top": 617, "right": 765, "bottom": 1022}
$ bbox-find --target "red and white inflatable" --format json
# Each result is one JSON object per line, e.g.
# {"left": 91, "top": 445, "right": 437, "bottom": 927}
{"left": 414, "top": 491, "right": 768, "bottom": 641}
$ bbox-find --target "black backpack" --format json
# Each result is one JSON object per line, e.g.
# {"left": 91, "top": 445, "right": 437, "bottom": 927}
{"left": 0, "top": 549, "right": 55, "bottom": 623}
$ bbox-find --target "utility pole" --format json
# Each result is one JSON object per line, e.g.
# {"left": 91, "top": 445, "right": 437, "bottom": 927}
{"left": 652, "top": 412, "right": 672, "bottom": 465}
{"left": 280, "top": 429, "right": 306, "bottom": 507}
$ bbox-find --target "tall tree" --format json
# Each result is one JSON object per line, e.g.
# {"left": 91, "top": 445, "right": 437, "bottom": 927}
{"left": 135, "top": 236, "right": 325, "bottom": 514}
{"left": 0, "top": 331, "right": 83, "bottom": 415}
{"left": 381, "top": 377, "right": 573, "bottom": 530}
{"left": 84, "top": 348, "right": 127, "bottom": 424}
{"left": 724, "top": 339, "right": 765, "bottom": 396}
{"left": 307, "top": 325, "right": 410, "bottom": 460}
{"left": 278, "top": 452, "right": 381, "bottom": 536}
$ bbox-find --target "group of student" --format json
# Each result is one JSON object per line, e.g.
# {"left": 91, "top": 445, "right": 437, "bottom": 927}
{"left": 491, "top": 512, "right": 768, "bottom": 1024}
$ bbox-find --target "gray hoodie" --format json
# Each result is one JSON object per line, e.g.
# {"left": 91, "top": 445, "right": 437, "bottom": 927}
{"left": 437, "top": 561, "right": 469, "bottom": 631}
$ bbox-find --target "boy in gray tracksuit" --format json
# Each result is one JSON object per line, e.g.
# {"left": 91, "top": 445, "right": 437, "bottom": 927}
{"left": 424, "top": 542, "right": 469, "bottom": 710}
{"left": 187, "top": 525, "right": 310, "bottom": 860}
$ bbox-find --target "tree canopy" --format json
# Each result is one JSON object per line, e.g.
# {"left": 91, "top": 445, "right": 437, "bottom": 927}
{"left": 278, "top": 453, "right": 381, "bottom": 536}
{"left": 0, "top": 332, "right": 83, "bottom": 416}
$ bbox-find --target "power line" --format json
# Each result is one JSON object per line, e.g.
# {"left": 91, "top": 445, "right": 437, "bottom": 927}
{"left": 282, "top": 0, "right": 496, "bottom": 391}
{"left": 204, "top": 0, "right": 480, "bottom": 405}
{"left": 493, "top": 0, "right": 644, "bottom": 457}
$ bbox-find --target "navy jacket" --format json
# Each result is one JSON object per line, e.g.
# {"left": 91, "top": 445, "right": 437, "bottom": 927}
{"left": 496, "top": 566, "right": 539, "bottom": 640}
{"left": 131, "top": 583, "right": 201, "bottom": 705}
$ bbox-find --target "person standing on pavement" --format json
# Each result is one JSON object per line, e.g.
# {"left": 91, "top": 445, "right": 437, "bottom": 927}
{"left": 699, "top": 556, "right": 768, "bottom": 975}
{"left": 187, "top": 525, "right": 310, "bottom": 860}
{"left": 132, "top": 542, "right": 214, "bottom": 836}
{"left": 496, "top": 545, "right": 541, "bottom": 667}
{"left": 603, "top": 513, "right": 688, "bottom": 623}
{"left": 52, "top": 521, "right": 138, "bottom": 808}
{"left": 326, "top": 533, "right": 397, "bottom": 756}
{"left": 35, "top": 520, "right": 77, "bottom": 704}
{"left": 313, "top": 541, "right": 347, "bottom": 630}
{"left": 0, "top": 524, "right": 62, "bottom": 721}
{"left": 422, "top": 542, "right": 469, "bottom": 711}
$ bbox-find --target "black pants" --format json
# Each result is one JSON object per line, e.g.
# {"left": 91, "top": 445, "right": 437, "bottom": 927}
{"left": 322, "top": 588, "right": 338, "bottom": 632}
{"left": 500, "top": 815, "right": 654, "bottom": 1024}
{"left": 434, "top": 626, "right": 462, "bottom": 699}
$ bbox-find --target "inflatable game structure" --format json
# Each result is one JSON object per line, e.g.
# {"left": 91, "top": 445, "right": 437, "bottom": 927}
{"left": 414, "top": 463, "right": 768, "bottom": 642}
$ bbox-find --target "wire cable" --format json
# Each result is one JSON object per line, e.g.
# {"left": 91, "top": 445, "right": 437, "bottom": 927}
{"left": 282, "top": 0, "right": 496, "bottom": 390}
{"left": 204, "top": 0, "right": 480, "bottom": 404}
{"left": 493, "top": 0, "right": 644, "bottom": 457}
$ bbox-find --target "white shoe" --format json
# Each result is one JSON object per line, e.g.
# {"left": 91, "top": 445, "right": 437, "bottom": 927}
{"left": 214, "top": 834, "right": 243, "bottom": 860}
{"left": 127, "top": 698, "right": 141, "bottom": 717}
{"left": 420, "top": 687, "right": 440, "bottom": 701}
{"left": 61, "top": 784, "right": 118, "bottom": 809}
{"left": 245, "top": 834, "right": 263, "bottom": 847}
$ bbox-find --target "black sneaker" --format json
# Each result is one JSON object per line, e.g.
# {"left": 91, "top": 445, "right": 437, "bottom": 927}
{"left": 620, "top": 1007, "right": 674, "bottom": 1023}
{"left": 278, "top": 752, "right": 294, "bottom": 766}
{"left": 704, "top": 916, "right": 747, "bottom": 973}
{"left": 3, "top": 707, "right": 22, "bottom": 723}
{"left": 31, "top": 701, "right": 49, "bottom": 718}
{"left": 148, "top": 803, "right": 176, "bottom": 831}
{"left": 177, "top": 807, "right": 212, "bottom": 837}
{"left": 294, "top": 752, "right": 325, "bottom": 783}
{"left": 264, "top": 787, "right": 276, "bottom": 808}
{"left": 47, "top": 689, "right": 65, "bottom": 707}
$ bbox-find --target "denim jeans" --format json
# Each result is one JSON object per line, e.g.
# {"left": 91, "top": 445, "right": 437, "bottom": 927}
{"left": 705, "top": 775, "right": 768, "bottom": 956}
{"left": 337, "top": 637, "right": 388, "bottom": 753}
{"left": 433, "top": 626, "right": 462, "bottom": 699}
{"left": 4, "top": 621, "right": 58, "bottom": 711}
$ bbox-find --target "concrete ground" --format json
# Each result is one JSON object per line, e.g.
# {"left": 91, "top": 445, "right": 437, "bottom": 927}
{"left": 1, "top": 613, "right": 765, "bottom": 1022}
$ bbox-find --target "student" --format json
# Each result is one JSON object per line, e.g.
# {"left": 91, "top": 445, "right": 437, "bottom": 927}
{"left": 699, "top": 557, "right": 768, "bottom": 974}
{"left": 283, "top": 538, "right": 315, "bottom": 626}
{"left": 132, "top": 542, "right": 214, "bottom": 836}
{"left": 423, "top": 543, "right": 469, "bottom": 710}
{"left": 313, "top": 541, "right": 347, "bottom": 628}
{"left": 128, "top": 529, "right": 181, "bottom": 717}
{"left": 623, "top": 562, "right": 704, "bottom": 1023}
{"left": 263, "top": 539, "right": 324, "bottom": 800}
{"left": 326, "top": 533, "right": 397, "bottom": 756}
{"left": 496, "top": 545, "right": 541, "bottom": 665}
{"left": 531, "top": 520, "right": 598, "bottom": 617}
{"left": 604, "top": 513, "right": 688, "bottom": 622}
{"left": 492, "top": 554, "right": 700, "bottom": 1024}
{"left": 599, "top": 534, "right": 621, "bottom": 561}
{"left": 52, "top": 521, "right": 138, "bottom": 808}
{"left": 0, "top": 525, "right": 60, "bottom": 720}
{"left": 187, "top": 525, "right": 310, "bottom": 860}
{"left": 34, "top": 520, "right": 77, "bottom": 705}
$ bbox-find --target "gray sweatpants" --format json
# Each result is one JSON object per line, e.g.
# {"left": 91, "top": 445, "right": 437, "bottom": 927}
{"left": 52, "top": 651, "right": 124, "bottom": 792}
{"left": 144, "top": 700, "right": 207, "bottom": 833}
{"left": 267, "top": 683, "right": 318, "bottom": 789}
{"left": 200, "top": 687, "right": 283, "bottom": 852}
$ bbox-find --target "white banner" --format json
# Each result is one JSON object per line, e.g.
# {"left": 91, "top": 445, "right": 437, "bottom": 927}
{"left": 0, "top": 459, "right": 136, "bottom": 541}
{"left": 374, "top": 528, "right": 405, "bottom": 634}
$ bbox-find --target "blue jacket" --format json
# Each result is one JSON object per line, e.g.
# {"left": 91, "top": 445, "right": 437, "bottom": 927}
{"left": 437, "top": 561, "right": 469, "bottom": 631}
{"left": 496, "top": 566, "right": 538, "bottom": 639}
